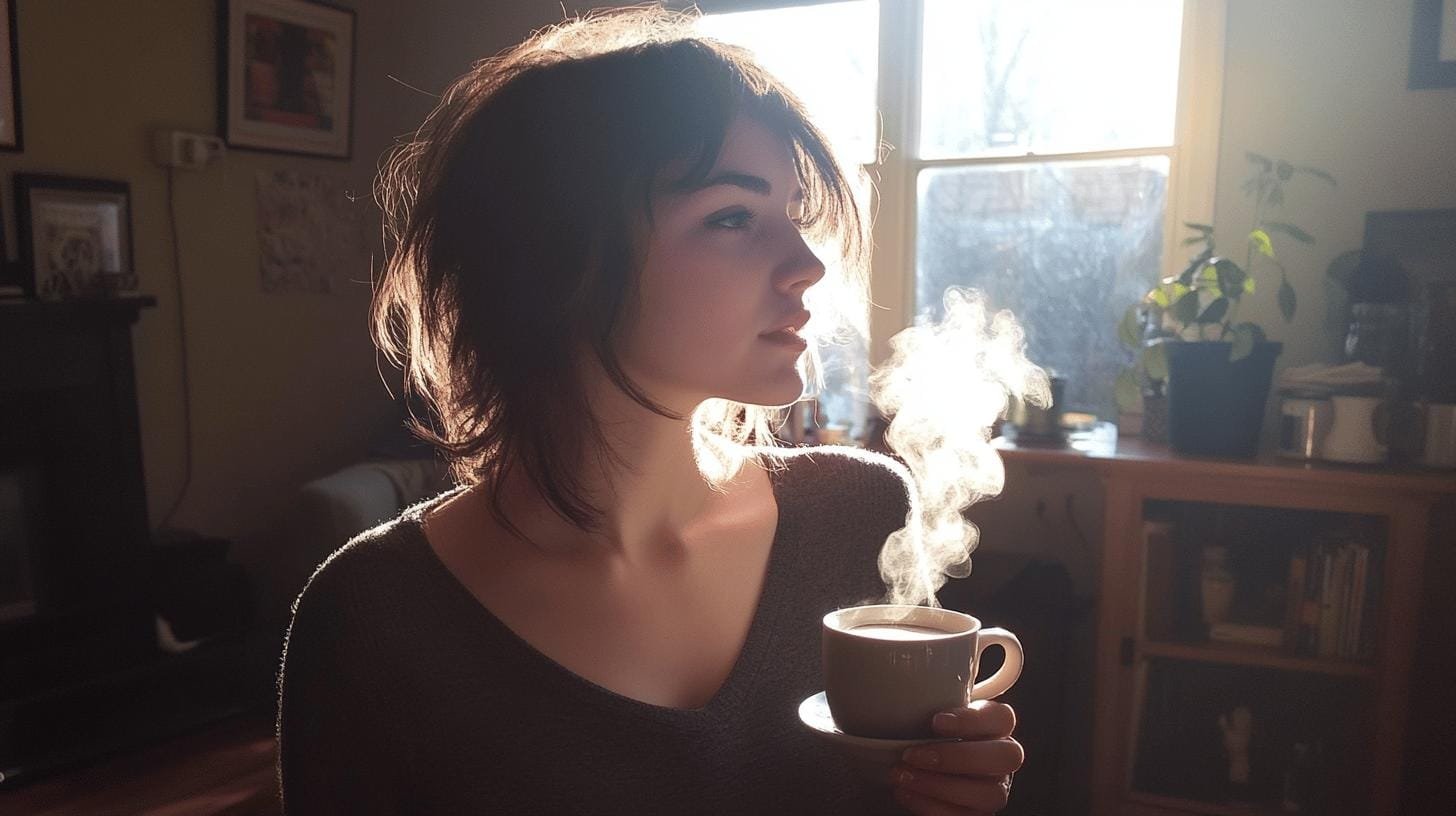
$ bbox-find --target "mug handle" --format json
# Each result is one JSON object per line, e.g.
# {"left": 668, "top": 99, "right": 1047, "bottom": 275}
{"left": 969, "top": 627, "right": 1024, "bottom": 702}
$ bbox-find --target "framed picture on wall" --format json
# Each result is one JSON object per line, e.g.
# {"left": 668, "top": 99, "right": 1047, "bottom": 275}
{"left": 219, "top": 0, "right": 355, "bottom": 159}
{"left": 1410, "top": 0, "right": 1456, "bottom": 88}
{"left": 14, "top": 175, "right": 136, "bottom": 301}
{"left": 0, "top": 0, "right": 23, "bottom": 151}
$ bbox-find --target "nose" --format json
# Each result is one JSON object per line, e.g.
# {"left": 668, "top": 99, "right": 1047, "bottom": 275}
{"left": 777, "top": 231, "right": 827, "bottom": 295}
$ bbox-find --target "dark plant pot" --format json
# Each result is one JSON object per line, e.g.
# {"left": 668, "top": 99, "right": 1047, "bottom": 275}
{"left": 1165, "top": 341, "right": 1283, "bottom": 457}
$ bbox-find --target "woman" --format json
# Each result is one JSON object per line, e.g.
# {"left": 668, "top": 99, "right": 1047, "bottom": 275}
{"left": 277, "top": 7, "right": 1022, "bottom": 814}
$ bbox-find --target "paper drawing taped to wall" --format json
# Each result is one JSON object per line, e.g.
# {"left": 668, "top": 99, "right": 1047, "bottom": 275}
{"left": 254, "top": 169, "right": 368, "bottom": 294}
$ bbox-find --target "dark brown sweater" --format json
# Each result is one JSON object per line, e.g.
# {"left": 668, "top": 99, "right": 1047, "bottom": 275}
{"left": 276, "top": 447, "right": 912, "bottom": 815}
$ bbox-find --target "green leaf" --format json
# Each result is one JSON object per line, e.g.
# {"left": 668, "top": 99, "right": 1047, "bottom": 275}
{"left": 1181, "top": 235, "right": 1208, "bottom": 246}
{"left": 1178, "top": 248, "right": 1212, "bottom": 286}
{"left": 1183, "top": 222, "right": 1214, "bottom": 234}
{"left": 1244, "top": 275, "right": 1256, "bottom": 295}
{"left": 1174, "top": 290, "right": 1201, "bottom": 325}
{"left": 1197, "top": 297, "right": 1230, "bottom": 324}
{"left": 1144, "top": 342, "right": 1169, "bottom": 381}
{"left": 1276, "top": 160, "right": 1294, "bottom": 181}
{"left": 1278, "top": 275, "right": 1297, "bottom": 321}
{"left": 1236, "top": 321, "right": 1267, "bottom": 343}
{"left": 1264, "top": 221, "right": 1315, "bottom": 244}
{"left": 1248, "top": 229, "right": 1275, "bottom": 258}
{"left": 1118, "top": 306, "right": 1143, "bottom": 348}
{"left": 1215, "top": 259, "right": 1247, "bottom": 301}
{"left": 1115, "top": 368, "right": 1142, "bottom": 412}
{"left": 1149, "top": 281, "right": 1189, "bottom": 308}
{"left": 1229, "top": 323, "right": 1257, "bottom": 361}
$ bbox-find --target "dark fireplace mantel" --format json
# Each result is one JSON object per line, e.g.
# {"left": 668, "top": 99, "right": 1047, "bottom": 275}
{"left": 1, "top": 295, "right": 156, "bottom": 629}
{"left": 2, "top": 296, "right": 257, "bottom": 789}
{"left": 1, "top": 295, "right": 170, "bottom": 779}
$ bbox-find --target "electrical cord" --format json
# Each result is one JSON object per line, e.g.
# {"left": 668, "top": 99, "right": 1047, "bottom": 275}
{"left": 157, "top": 164, "right": 194, "bottom": 532}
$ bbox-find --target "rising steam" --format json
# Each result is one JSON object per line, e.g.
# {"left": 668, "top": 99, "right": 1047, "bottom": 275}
{"left": 869, "top": 288, "right": 1049, "bottom": 608}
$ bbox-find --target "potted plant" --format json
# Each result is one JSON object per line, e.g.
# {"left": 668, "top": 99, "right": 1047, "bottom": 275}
{"left": 1116, "top": 153, "right": 1335, "bottom": 456}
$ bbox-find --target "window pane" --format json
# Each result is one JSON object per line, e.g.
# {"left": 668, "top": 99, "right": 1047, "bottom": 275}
{"left": 697, "top": 1, "right": 880, "bottom": 165}
{"left": 920, "top": 0, "right": 1183, "bottom": 159}
{"left": 915, "top": 157, "right": 1169, "bottom": 418}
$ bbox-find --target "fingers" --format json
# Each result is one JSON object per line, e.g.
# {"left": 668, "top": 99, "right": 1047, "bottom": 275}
{"left": 892, "top": 773, "right": 1009, "bottom": 815}
{"left": 930, "top": 701, "right": 1017, "bottom": 740}
{"left": 901, "top": 737, "right": 1023, "bottom": 776}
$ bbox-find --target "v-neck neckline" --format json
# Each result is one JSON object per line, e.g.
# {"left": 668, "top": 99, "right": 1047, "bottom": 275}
{"left": 402, "top": 459, "right": 798, "bottom": 720}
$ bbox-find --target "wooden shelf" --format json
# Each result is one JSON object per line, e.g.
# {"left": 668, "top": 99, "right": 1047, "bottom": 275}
{"left": 1060, "top": 432, "right": 1445, "bottom": 816}
{"left": 1140, "top": 640, "right": 1375, "bottom": 679}
{"left": 1126, "top": 790, "right": 1284, "bottom": 816}
{"left": 995, "top": 431, "right": 1456, "bottom": 497}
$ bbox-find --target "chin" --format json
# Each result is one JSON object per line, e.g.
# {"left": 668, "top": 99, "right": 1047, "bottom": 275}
{"left": 726, "top": 370, "right": 807, "bottom": 409}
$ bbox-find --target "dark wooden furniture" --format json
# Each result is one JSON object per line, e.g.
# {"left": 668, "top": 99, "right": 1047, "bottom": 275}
{"left": 0, "top": 710, "right": 279, "bottom": 815}
{"left": 997, "top": 433, "right": 1455, "bottom": 816}
{"left": 1, "top": 296, "right": 258, "bottom": 792}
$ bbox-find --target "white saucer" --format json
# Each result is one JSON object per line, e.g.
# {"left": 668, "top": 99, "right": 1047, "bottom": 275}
{"left": 797, "top": 691, "right": 957, "bottom": 782}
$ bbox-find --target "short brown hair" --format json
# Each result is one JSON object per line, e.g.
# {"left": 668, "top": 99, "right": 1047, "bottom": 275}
{"left": 372, "top": 5, "right": 869, "bottom": 533}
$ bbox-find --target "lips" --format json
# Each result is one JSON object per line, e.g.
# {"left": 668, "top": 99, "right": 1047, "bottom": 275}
{"left": 761, "top": 309, "right": 811, "bottom": 338}
{"left": 760, "top": 309, "right": 811, "bottom": 350}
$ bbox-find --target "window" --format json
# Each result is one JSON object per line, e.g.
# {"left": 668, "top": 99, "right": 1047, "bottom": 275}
{"left": 696, "top": 0, "right": 1223, "bottom": 422}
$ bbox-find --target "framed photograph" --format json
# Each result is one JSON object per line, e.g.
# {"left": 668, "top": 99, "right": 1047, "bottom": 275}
{"left": 1410, "top": 0, "right": 1456, "bottom": 88}
{"left": 219, "top": 0, "right": 355, "bottom": 159}
{"left": 0, "top": 0, "right": 22, "bottom": 151}
{"left": 14, "top": 174, "right": 136, "bottom": 301}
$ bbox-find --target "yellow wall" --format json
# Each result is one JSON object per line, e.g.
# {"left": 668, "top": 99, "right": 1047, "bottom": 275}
{"left": 5, "top": 0, "right": 423, "bottom": 541}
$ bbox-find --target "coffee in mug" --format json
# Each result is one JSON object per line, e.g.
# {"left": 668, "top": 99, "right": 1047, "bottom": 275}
{"left": 822, "top": 604, "right": 1023, "bottom": 739}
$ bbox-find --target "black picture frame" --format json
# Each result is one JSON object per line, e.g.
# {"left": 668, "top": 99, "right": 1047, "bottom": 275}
{"left": 14, "top": 174, "right": 136, "bottom": 301}
{"left": 1410, "top": 0, "right": 1456, "bottom": 89}
{"left": 218, "top": 0, "right": 356, "bottom": 159}
{"left": 0, "top": 0, "right": 23, "bottom": 151}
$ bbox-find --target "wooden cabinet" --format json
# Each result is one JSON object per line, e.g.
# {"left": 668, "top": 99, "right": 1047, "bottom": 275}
{"left": 997, "top": 436, "right": 1454, "bottom": 816}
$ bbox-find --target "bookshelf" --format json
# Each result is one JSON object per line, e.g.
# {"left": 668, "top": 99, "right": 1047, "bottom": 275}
{"left": 995, "top": 434, "right": 1455, "bottom": 816}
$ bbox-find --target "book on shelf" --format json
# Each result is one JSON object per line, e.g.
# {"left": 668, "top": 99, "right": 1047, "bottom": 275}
{"left": 1289, "top": 536, "right": 1381, "bottom": 661}
{"left": 1142, "top": 520, "right": 1177, "bottom": 641}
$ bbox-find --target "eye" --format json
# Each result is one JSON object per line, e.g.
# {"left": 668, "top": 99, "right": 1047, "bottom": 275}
{"left": 707, "top": 208, "right": 756, "bottom": 230}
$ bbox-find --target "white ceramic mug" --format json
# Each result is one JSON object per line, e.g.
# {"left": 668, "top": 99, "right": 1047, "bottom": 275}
{"left": 1323, "top": 395, "right": 1387, "bottom": 464}
{"left": 822, "top": 605, "right": 1023, "bottom": 739}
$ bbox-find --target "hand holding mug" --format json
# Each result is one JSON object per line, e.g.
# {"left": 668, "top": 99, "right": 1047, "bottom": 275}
{"left": 891, "top": 700, "right": 1023, "bottom": 815}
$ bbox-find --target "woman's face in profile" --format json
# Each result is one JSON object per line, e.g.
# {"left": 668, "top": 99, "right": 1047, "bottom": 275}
{"left": 617, "top": 113, "right": 827, "bottom": 413}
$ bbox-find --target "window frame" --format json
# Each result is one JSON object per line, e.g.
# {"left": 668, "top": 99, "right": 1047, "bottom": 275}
{"left": 689, "top": 0, "right": 1227, "bottom": 367}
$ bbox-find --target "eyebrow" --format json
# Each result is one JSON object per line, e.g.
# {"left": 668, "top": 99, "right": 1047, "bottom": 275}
{"left": 680, "top": 172, "right": 805, "bottom": 201}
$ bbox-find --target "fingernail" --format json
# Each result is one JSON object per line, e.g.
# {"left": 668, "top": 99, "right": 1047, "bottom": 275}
{"left": 903, "top": 747, "right": 940, "bottom": 767}
{"left": 932, "top": 712, "right": 959, "bottom": 732}
{"left": 892, "top": 768, "right": 914, "bottom": 785}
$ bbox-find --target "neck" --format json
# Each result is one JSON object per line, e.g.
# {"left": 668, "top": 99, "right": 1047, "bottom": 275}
{"left": 497, "top": 369, "right": 764, "bottom": 561}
